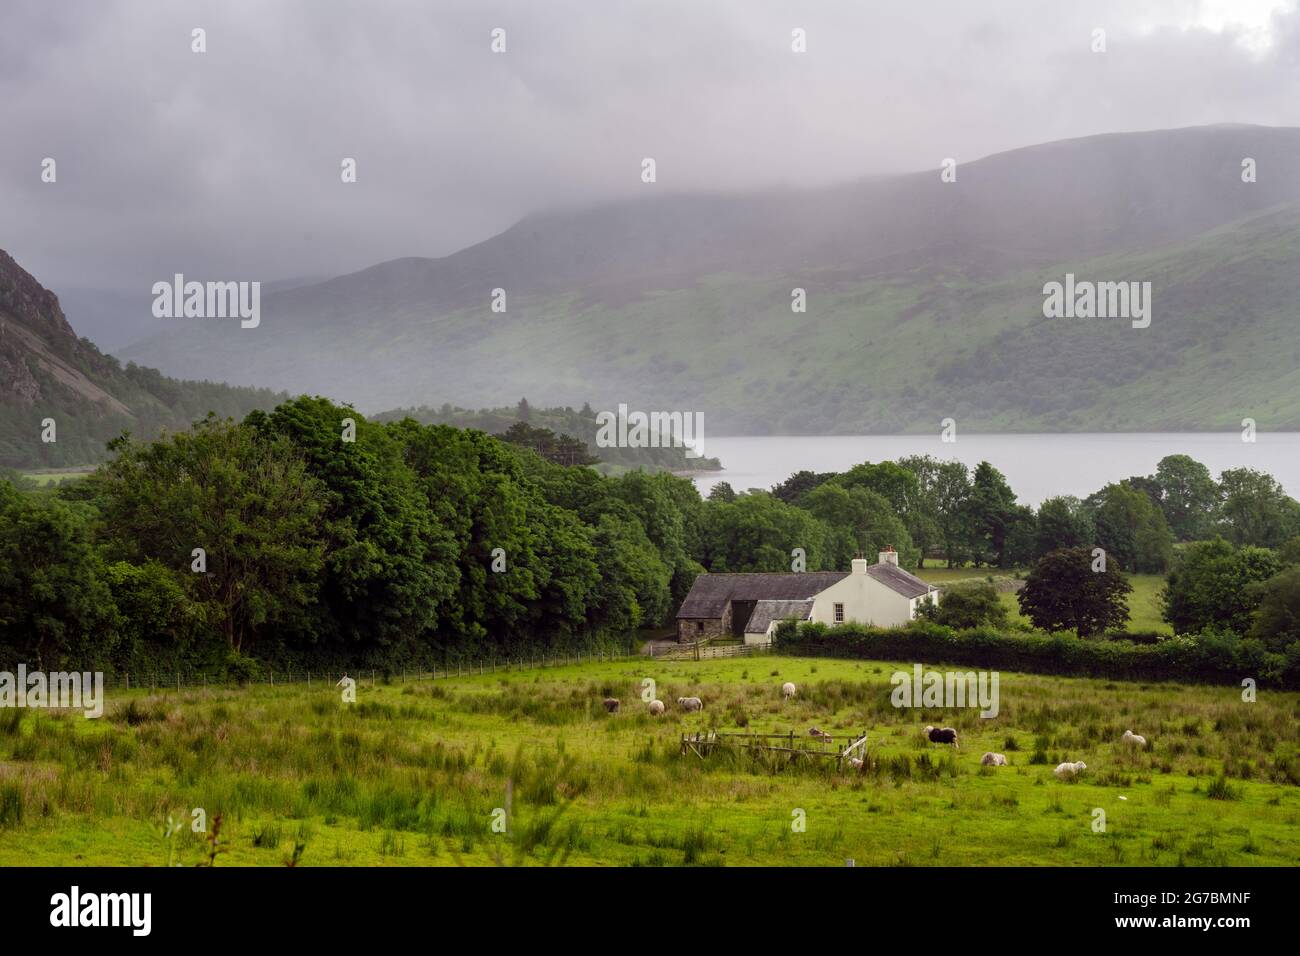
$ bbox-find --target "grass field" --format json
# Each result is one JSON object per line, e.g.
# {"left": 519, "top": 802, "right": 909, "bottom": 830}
{"left": 916, "top": 568, "right": 1172, "bottom": 635}
{"left": 1, "top": 654, "right": 1295, "bottom": 867}
{"left": 18, "top": 469, "right": 94, "bottom": 487}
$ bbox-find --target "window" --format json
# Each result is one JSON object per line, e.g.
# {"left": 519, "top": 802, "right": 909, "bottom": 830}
{"left": 696, "top": 621, "right": 705, "bottom": 633}
{"left": 833, "top": 603, "right": 844, "bottom": 624}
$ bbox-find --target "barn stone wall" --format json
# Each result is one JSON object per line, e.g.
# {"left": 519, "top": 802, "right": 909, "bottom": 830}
{"left": 677, "top": 607, "right": 730, "bottom": 642}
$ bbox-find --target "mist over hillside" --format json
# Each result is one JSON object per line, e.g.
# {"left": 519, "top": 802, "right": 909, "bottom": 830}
{"left": 117, "top": 124, "right": 1300, "bottom": 432}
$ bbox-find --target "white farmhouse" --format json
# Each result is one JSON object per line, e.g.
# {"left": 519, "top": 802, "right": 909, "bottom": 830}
{"left": 675, "top": 548, "right": 940, "bottom": 644}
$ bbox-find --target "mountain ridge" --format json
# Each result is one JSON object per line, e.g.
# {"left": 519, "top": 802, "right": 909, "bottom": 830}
{"left": 0, "top": 250, "right": 289, "bottom": 468}
{"left": 93, "top": 123, "right": 1300, "bottom": 433}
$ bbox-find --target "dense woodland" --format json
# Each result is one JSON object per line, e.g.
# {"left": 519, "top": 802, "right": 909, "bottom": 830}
{"left": 2, "top": 394, "right": 1299, "bottom": 679}
{"left": 373, "top": 400, "right": 723, "bottom": 474}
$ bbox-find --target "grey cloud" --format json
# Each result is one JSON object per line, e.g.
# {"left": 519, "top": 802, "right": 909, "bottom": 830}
{"left": 1, "top": 0, "right": 1297, "bottom": 313}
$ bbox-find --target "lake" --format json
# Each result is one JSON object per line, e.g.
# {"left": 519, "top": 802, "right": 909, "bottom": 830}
{"left": 693, "top": 433, "right": 1300, "bottom": 507}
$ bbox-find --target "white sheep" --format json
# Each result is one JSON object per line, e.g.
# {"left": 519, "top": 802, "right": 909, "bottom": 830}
{"left": 846, "top": 757, "right": 864, "bottom": 770}
{"left": 980, "top": 752, "right": 1008, "bottom": 767}
{"left": 648, "top": 699, "right": 665, "bottom": 716}
{"left": 782, "top": 681, "right": 797, "bottom": 699}
{"left": 1053, "top": 760, "right": 1087, "bottom": 779}
{"left": 677, "top": 696, "right": 703, "bottom": 712}
{"left": 1121, "top": 729, "right": 1147, "bottom": 748}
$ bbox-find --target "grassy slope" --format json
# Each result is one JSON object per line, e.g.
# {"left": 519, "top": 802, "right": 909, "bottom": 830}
{"left": 1, "top": 656, "right": 1294, "bottom": 867}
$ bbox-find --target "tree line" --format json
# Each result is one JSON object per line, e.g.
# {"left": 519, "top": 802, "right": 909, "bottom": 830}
{"left": 2, "top": 398, "right": 1297, "bottom": 676}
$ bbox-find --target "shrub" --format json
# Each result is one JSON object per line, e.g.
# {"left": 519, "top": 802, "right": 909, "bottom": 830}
{"left": 776, "top": 620, "right": 1294, "bottom": 688}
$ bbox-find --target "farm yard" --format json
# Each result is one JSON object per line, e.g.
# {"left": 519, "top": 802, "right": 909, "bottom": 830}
{"left": 1, "top": 656, "right": 1297, "bottom": 867}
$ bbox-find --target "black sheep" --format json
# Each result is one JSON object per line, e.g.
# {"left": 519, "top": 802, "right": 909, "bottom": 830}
{"left": 924, "top": 725, "right": 959, "bottom": 748}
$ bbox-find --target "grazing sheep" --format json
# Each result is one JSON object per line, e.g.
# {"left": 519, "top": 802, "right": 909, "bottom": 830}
{"left": 782, "top": 681, "right": 797, "bottom": 699}
{"left": 1053, "top": 760, "right": 1087, "bottom": 780}
{"left": 924, "top": 726, "right": 960, "bottom": 749}
{"left": 602, "top": 698, "right": 620, "bottom": 714}
{"left": 648, "top": 699, "right": 665, "bottom": 716}
{"left": 846, "top": 757, "right": 864, "bottom": 770}
{"left": 809, "top": 727, "right": 833, "bottom": 742}
{"left": 1121, "top": 729, "right": 1147, "bottom": 748}
{"left": 677, "top": 696, "right": 703, "bottom": 712}
{"left": 980, "top": 752, "right": 1008, "bottom": 767}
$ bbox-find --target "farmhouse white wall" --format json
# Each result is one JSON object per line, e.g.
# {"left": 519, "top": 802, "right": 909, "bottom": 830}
{"left": 808, "top": 558, "right": 936, "bottom": 628}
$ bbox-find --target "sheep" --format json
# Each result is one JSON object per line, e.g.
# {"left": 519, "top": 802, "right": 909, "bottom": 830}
{"left": 1053, "top": 761, "right": 1087, "bottom": 780}
{"left": 602, "top": 698, "right": 620, "bottom": 714}
{"left": 648, "top": 699, "right": 665, "bottom": 716}
{"left": 846, "top": 757, "right": 864, "bottom": 770}
{"left": 782, "top": 681, "right": 797, "bottom": 699}
{"left": 924, "top": 726, "right": 959, "bottom": 749}
{"left": 980, "top": 752, "right": 1008, "bottom": 767}
{"left": 809, "top": 727, "right": 833, "bottom": 742}
{"left": 1121, "top": 729, "right": 1147, "bottom": 748}
{"left": 677, "top": 696, "right": 703, "bottom": 712}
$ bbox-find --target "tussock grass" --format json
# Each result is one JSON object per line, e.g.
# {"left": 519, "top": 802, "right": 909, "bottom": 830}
{"left": 0, "top": 655, "right": 1296, "bottom": 865}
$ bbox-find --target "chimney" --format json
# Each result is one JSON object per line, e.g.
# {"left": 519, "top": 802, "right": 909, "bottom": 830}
{"left": 851, "top": 550, "right": 868, "bottom": 575}
{"left": 878, "top": 546, "right": 899, "bottom": 566}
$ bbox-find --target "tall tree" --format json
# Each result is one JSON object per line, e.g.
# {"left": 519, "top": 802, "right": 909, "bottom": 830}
{"left": 0, "top": 483, "right": 116, "bottom": 668}
{"left": 1161, "top": 537, "right": 1281, "bottom": 636}
{"left": 1217, "top": 468, "right": 1300, "bottom": 549}
{"left": 1086, "top": 482, "right": 1174, "bottom": 574}
{"left": 1153, "top": 454, "right": 1218, "bottom": 540}
{"left": 91, "top": 418, "right": 326, "bottom": 654}
{"left": 964, "top": 462, "right": 1017, "bottom": 567}
{"left": 1018, "top": 546, "right": 1132, "bottom": 637}
{"left": 248, "top": 398, "right": 457, "bottom": 651}
{"left": 1035, "top": 496, "right": 1093, "bottom": 558}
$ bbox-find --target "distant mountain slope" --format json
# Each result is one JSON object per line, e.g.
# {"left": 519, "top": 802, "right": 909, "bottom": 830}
{"left": 119, "top": 125, "right": 1300, "bottom": 432}
{"left": 0, "top": 250, "right": 288, "bottom": 468}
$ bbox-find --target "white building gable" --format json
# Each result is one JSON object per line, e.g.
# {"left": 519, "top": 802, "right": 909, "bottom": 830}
{"left": 808, "top": 550, "right": 939, "bottom": 629}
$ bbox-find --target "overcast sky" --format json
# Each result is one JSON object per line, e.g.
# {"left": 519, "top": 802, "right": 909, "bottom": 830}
{"left": 3, "top": 0, "right": 1299, "bottom": 296}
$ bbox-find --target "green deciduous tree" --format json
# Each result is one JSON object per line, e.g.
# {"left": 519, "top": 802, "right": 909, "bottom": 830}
{"left": 91, "top": 417, "right": 326, "bottom": 653}
{"left": 0, "top": 484, "right": 115, "bottom": 668}
{"left": 1249, "top": 566, "right": 1300, "bottom": 653}
{"left": 1153, "top": 455, "right": 1218, "bottom": 541}
{"left": 1217, "top": 468, "right": 1300, "bottom": 549}
{"left": 923, "top": 582, "right": 1009, "bottom": 630}
{"left": 1161, "top": 538, "right": 1281, "bottom": 636}
{"left": 1017, "top": 546, "right": 1132, "bottom": 637}
{"left": 1035, "top": 496, "right": 1093, "bottom": 559}
{"left": 1086, "top": 482, "right": 1174, "bottom": 574}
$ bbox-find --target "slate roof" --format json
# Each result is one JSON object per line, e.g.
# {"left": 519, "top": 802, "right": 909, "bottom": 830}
{"left": 864, "top": 562, "right": 934, "bottom": 599}
{"left": 676, "top": 572, "right": 848, "bottom": 619}
{"left": 743, "top": 599, "right": 814, "bottom": 634}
